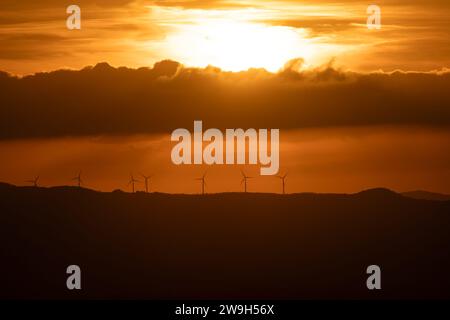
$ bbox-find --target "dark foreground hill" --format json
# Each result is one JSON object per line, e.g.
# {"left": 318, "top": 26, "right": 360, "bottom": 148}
{"left": 0, "top": 182, "right": 449, "bottom": 299}
{"left": 402, "top": 190, "right": 450, "bottom": 201}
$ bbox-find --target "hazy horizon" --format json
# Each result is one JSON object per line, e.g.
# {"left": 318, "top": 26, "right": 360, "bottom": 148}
{"left": 1, "top": 126, "right": 449, "bottom": 194}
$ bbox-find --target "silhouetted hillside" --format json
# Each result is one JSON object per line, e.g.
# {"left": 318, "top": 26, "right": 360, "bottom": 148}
{"left": 402, "top": 190, "right": 450, "bottom": 201}
{"left": 1, "top": 183, "right": 449, "bottom": 299}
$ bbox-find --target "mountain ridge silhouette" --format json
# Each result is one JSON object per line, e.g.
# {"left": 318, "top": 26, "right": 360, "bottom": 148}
{"left": 402, "top": 190, "right": 450, "bottom": 201}
{"left": 1, "top": 181, "right": 447, "bottom": 201}
{"left": 1, "top": 180, "right": 449, "bottom": 299}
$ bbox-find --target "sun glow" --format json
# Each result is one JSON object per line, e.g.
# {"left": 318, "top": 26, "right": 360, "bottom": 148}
{"left": 162, "top": 18, "right": 316, "bottom": 72}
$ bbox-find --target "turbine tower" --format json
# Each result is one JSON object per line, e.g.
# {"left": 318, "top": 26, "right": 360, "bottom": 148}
{"left": 140, "top": 174, "right": 152, "bottom": 193}
{"left": 195, "top": 172, "right": 207, "bottom": 195}
{"left": 128, "top": 174, "right": 139, "bottom": 193}
{"left": 26, "top": 176, "right": 39, "bottom": 187}
{"left": 71, "top": 171, "right": 82, "bottom": 187}
{"left": 277, "top": 172, "right": 288, "bottom": 194}
{"left": 240, "top": 170, "right": 252, "bottom": 193}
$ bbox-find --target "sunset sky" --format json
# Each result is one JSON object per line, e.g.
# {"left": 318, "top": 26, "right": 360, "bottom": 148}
{"left": 0, "top": 0, "right": 449, "bottom": 194}
{"left": 1, "top": 0, "right": 449, "bottom": 74}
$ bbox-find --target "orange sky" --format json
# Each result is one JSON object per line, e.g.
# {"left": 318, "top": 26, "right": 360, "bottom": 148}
{"left": 1, "top": 0, "right": 449, "bottom": 74}
{"left": 1, "top": 127, "right": 449, "bottom": 194}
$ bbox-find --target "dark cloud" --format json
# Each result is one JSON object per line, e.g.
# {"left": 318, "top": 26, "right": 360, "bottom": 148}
{"left": 0, "top": 60, "right": 449, "bottom": 139}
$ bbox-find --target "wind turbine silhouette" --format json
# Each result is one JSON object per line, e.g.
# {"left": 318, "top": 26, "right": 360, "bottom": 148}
{"left": 140, "top": 173, "right": 152, "bottom": 193}
{"left": 195, "top": 172, "right": 207, "bottom": 195}
{"left": 240, "top": 170, "right": 252, "bottom": 193}
{"left": 128, "top": 174, "right": 140, "bottom": 193}
{"left": 277, "top": 172, "right": 288, "bottom": 194}
{"left": 26, "top": 176, "right": 39, "bottom": 187}
{"left": 71, "top": 171, "right": 82, "bottom": 187}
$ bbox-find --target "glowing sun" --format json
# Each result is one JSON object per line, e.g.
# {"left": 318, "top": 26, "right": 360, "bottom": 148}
{"left": 163, "top": 19, "right": 315, "bottom": 72}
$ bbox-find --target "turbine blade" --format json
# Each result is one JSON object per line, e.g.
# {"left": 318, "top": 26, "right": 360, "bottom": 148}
{"left": 142, "top": 174, "right": 151, "bottom": 180}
